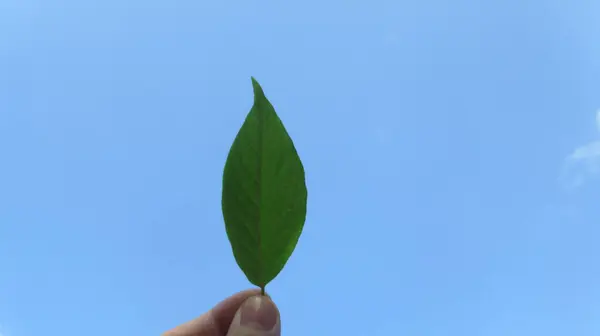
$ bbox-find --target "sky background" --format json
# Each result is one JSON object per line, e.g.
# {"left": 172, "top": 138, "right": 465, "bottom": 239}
{"left": 1, "top": 1, "right": 599, "bottom": 335}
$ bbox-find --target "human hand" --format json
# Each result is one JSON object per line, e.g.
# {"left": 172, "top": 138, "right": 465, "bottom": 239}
{"left": 163, "top": 289, "right": 281, "bottom": 336}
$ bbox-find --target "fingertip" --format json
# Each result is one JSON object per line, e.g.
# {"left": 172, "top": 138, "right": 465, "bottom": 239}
{"left": 162, "top": 289, "right": 262, "bottom": 336}
{"left": 210, "top": 289, "right": 264, "bottom": 334}
{"left": 226, "top": 295, "right": 281, "bottom": 336}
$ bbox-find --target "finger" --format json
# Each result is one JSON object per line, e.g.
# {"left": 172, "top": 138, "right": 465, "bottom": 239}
{"left": 226, "top": 295, "right": 280, "bottom": 336}
{"left": 163, "top": 289, "right": 261, "bottom": 336}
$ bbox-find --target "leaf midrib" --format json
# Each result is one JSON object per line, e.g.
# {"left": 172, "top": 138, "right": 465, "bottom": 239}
{"left": 255, "top": 96, "right": 265, "bottom": 292}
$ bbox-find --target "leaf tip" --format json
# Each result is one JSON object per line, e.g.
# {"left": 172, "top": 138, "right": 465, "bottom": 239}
{"left": 250, "top": 76, "right": 264, "bottom": 98}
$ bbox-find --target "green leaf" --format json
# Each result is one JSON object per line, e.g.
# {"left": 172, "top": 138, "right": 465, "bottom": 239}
{"left": 221, "top": 77, "right": 308, "bottom": 293}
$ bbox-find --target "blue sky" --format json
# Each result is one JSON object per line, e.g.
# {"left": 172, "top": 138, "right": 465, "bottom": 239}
{"left": 1, "top": 1, "right": 599, "bottom": 335}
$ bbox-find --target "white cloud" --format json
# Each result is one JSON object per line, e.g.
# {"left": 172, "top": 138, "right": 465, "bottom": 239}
{"left": 561, "top": 110, "right": 600, "bottom": 189}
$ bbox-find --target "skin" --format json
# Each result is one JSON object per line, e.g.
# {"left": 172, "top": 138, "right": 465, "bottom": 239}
{"left": 163, "top": 289, "right": 263, "bottom": 336}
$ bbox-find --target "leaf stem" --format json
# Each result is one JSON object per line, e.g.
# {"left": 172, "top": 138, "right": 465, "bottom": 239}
{"left": 260, "top": 286, "right": 265, "bottom": 296}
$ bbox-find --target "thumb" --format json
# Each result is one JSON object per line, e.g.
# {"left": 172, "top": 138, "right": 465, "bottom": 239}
{"left": 226, "top": 295, "right": 281, "bottom": 336}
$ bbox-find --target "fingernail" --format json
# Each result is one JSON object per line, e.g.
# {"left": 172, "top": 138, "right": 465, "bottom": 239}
{"left": 227, "top": 296, "right": 280, "bottom": 336}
